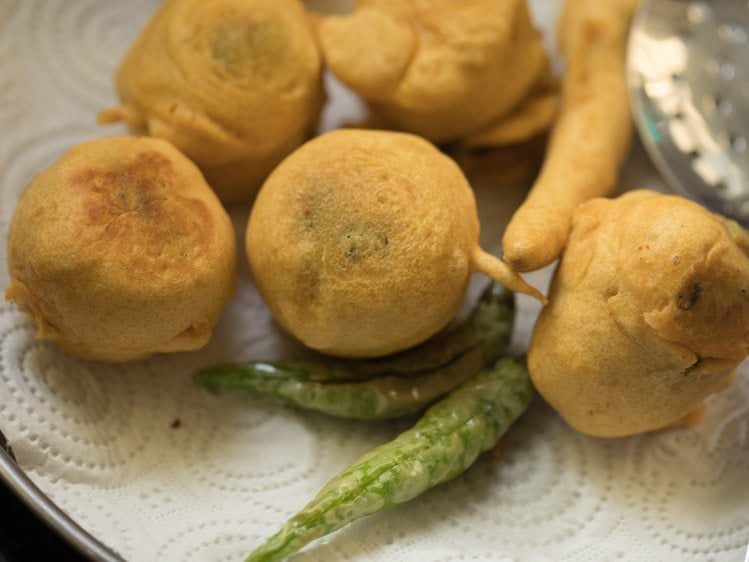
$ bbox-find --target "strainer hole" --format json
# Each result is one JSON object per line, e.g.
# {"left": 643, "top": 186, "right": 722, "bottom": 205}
{"left": 730, "top": 135, "right": 747, "bottom": 154}
{"left": 719, "top": 62, "right": 736, "bottom": 81}
{"left": 703, "top": 94, "right": 718, "bottom": 115}
{"left": 718, "top": 21, "right": 748, "bottom": 44}
{"left": 692, "top": 158, "right": 722, "bottom": 185}
{"left": 717, "top": 98, "right": 733, "bottom": 115}
{"left": 668, "top": 118, "right": 695, "bottom": 152}
{"left": 704, "top": 58, "right": 721, "bottom": 76}
{"left": 687, "top": 2, "right": 712, "bottom": 25}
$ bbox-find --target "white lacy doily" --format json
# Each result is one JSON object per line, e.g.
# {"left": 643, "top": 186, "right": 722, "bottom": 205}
{"left": 1, "top": 1, "right": 748, "bottom": 561}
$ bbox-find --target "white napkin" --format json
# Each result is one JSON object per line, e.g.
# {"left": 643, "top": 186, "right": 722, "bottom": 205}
{"left": 1, "top": 1, "right": 748, "bottom": 561}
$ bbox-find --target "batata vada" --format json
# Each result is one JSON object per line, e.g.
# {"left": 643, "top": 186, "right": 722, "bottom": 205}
{"left": 317, "top": 0, "right": 552, "bottom": 145}
{"left": 5, "top": 136, "right": 236, "bottom": 362}
{"left": 529, "top": 190, "right": 749, "bottom": 437}
{"left": 99, "top": 0, "right": 325, "bottom": 204}
{"left": 246, "top": 129, "right": 544, "bottom": 358}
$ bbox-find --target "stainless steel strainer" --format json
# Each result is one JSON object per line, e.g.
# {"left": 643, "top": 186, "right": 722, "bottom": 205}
{"left": 628, "top": 0, "right": 749, "bottom": 227}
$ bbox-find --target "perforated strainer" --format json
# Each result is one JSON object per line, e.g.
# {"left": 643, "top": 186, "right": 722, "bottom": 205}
{"left": 628, "top": 0, "right": 749, "bottom": 227}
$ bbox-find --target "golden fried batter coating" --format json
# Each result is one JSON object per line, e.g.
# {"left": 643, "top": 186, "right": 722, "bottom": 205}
{"left": 99, "top": 0, "right": 324, "bottom": 204}
{"left": 318, "top": 0, "right": 552, "bottom": 144}
{"left": 502, "top": 0, "right": 638, "bottom": 272}
{"left": 247, "top": 129, "right": 543, "bottom": 358}
{"left": 529, "top": 190, "right": 749, "bottom": 437}
{"left": 6, "top": 136, "right": 236, "bottom": 362}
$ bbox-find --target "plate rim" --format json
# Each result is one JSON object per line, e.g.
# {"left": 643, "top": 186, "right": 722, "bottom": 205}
{"left": 0, "top": 433, "right": 124, "bottom": 562}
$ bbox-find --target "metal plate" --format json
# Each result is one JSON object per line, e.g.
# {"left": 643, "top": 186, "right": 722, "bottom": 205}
{"left": 0, "top": 433, "right": 123, "bottom": 561}
{"left": 628, "top": 0, "right": 749, "bottom": 226}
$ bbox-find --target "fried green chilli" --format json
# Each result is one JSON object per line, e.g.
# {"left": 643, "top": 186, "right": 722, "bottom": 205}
{"left": 246, "top": 357, "right": 534, "bottom": 562}
{"left": 196, "top": 282, "right": 514, "bottom": 419}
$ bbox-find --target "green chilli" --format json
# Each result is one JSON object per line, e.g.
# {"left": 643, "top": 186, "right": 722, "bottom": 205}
{"left": 245, "top": 357, "right": 534, "bottom": 562}
{"left": 195, "top": 282, "right": 514, "bottom": 419}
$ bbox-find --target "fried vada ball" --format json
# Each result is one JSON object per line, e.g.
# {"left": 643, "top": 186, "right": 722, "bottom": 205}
{"left": 246, "top": 129, "right": 544, "bottom": 358}
{"left": 99, "top": 0, "right": 324, "bottom": 204}
{"left": 5, "top": 136, "right": 237, "bottom": 362}
{"left": 317, "top": 0, "right": 552, "bottom": 145}
{"left": 529, "top": 190, "right": 749, "bottom": 437}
